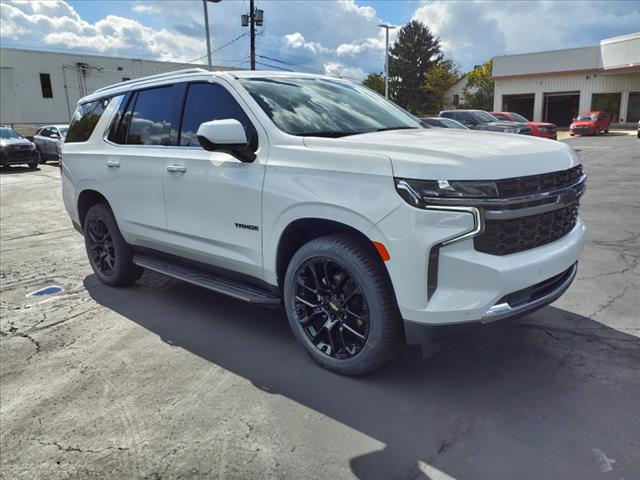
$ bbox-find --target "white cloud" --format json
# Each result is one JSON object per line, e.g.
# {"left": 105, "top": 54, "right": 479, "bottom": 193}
{"left": 323, "top": 62, "right": 366, "bottom": 81}
{"left": 0, "top": 1, "right": 204, "bottom": 62}
{"left": 284, "top": 32, "right": 330, "bottom": 55}
{"left": 413, "top": 0, "right": 640, "bottom": 70}
{"left": 131, "top": 3, "right": 162, "bottom": 15}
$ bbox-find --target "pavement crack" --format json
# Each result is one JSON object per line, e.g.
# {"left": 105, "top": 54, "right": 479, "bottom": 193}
{"left": 36, "top": 439, "right": 129, "bottom": 454}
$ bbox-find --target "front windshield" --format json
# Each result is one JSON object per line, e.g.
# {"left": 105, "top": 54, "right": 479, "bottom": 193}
{"left": 440, "top": 118, "right": 467, "bottom": 129}
{"left": 509, "top": 112, "right": 529, "bottom": 122}
{"left": 0, "top": 128, "right": 22, "bottom": 140}
{"left": 472, "top": 111, "right": 498, "bottom": 123}
{"left": 239, "top": 77, "right": 422, "bottom": 137}
{"left": 59, "top": 127, "right": 68, "bottom": 137}
{"left": 577, "top": 114, "right": 594, "bottom": 121}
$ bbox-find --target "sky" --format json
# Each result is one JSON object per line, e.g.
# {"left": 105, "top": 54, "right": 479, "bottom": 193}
{"left": 1, "top": 0, "right": 639, "bottom": 79}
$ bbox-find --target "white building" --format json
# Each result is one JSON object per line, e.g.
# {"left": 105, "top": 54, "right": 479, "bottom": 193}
{"left": 493, "top": 33, "right": 640, "bottom": 126}
{"left": 0, "top": 48, "right": 230, "bottom": 133}
{"left": 443, "top": 75, "right": 468, "bottom": 111}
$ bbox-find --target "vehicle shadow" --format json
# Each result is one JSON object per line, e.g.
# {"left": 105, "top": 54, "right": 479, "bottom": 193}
{"left": 84, "top": 272, "right": 640, "bottom": 479}
{"left": 0, "top": 166, "right": 40, "bottom": 174}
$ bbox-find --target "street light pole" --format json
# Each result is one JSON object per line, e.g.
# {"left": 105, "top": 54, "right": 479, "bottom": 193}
{"left": 203, "top": 0, "right": 222, "bottom": 69}
{"left": 378, "top": 24, "right": 396, "bottom": 98}
{"left": 203, "top": 0, "right": 212, "bottom": 67}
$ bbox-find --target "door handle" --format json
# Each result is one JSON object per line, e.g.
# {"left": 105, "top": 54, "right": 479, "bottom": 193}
{"left": 105, "top": 160, "right": 120, "bottom": 168}
{"left": 166, "top": 165, "right": 187, "bottom": 173}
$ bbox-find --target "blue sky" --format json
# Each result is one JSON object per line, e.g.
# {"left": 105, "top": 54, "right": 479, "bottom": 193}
{"left": 2, "top": 1, "right": 639, "bottom": 78}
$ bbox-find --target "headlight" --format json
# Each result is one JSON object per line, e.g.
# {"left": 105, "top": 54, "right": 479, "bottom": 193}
{"left": 395, "top": 178, "right": 498, "bottom": 208}
{"left": 29, "top": 143, "right": 36, "bottom": 150}
{"left": 504, "top": 127, "right": 518, "bottom": 133}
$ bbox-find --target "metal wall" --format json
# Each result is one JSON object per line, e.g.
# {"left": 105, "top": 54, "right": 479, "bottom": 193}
{"left": 0, "top": 48, "right": 229, "bottom": 127}
{"left": 494, "top": 70, "right": 640, "bottom": 124}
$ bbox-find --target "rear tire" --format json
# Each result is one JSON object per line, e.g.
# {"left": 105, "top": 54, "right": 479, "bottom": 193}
{"left": 283, "top": 234, "right": 401, "bottom": 376}
{"left": 84, "top": 203, "right": 143, "bottom": 286}
{"left": 27, "top": 162, "right": 38, "bottom": 169}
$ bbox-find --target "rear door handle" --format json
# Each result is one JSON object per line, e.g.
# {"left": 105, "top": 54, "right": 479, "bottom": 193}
{"left": 105, "top": 160, "right": 120, "bottom": 168}
{"left": 166, "top": 165, "right": 187, "bottom": 173}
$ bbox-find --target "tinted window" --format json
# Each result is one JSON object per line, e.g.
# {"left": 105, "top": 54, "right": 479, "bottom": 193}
{"left": 127, "top": 86, "right": 174, "bottom": 145}
{"left": 180, "top": 83, "right": 256, "bottom": 147}
{"left": 492, "top": 113, "right": 508, "bottom": 121}
{"left": 66, "top": 98, "right": 110, "bottom": 143}
{"left": 40, "top": 73, "right": 53, "bottom": 98}
{"left": 440, "top": 111, "right": 454, "bottom": 119}
{"left": 107, "top": 94, "right": 132, "bottom": 144}
{"left": 39, "top": 128, "right": 51, "bottom": 137}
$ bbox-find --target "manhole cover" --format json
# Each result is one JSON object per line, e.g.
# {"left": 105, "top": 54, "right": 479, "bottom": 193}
{"left": 27, "top": 285, "right": 64, "bottom": 297}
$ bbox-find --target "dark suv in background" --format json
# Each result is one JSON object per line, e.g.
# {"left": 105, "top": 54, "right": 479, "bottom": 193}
{"left": 440, "top": 110, "right": 531, "bottom": 135}
{"left": 0, "top": 126, "right": 40, "bottom": 169}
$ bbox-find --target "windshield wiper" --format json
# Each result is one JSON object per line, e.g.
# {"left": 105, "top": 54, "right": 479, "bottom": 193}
{"left": 295, "top": 131, "right": 360, "bottom": 138}
{"left": 368, "top": 126, "right": 421, "bottom": 133}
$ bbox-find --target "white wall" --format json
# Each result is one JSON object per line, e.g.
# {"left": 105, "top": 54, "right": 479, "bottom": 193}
{"left": 494, "top": 70, "right": 640, "bottom": 124}
{"left": 0, "top": 48, "right": 228, "bottom": 126}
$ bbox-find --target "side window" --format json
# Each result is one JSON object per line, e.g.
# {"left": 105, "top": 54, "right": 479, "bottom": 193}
{"left": 39, "top": 128, "right": 51, "bottom": 137}
{"left": 441, "top": 111, "right": 453, "bottom": 119}
{"left": 66, "top": 98, "right": 110, "bottom": 143}
{"left": 126, "top": 86, "right": 174, "bottom": 145}
{"left": 179, "top": 83, "right": 256, "bottom": 147}
{"left": 107, "top": 94, "right": 132, "bottom": 144}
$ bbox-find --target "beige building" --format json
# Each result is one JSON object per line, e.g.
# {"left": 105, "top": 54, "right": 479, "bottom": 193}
{"left": 492, "top": 33, "right": 640, "bottom": 126}
{"left": 0, "top": 48, "right": 230, "bottom": 133}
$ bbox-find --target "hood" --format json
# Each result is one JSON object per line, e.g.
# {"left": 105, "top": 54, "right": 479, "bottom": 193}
{"left": 0, "top": 137, "right": 33, "bottom": 148}
{"left": 302, "top": 128, "right": 580, "bottom": 180}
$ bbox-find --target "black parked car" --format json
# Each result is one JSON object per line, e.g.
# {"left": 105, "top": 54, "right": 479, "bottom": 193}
{"left": 439, "top": 110, "right": 531, "bottom": 135}
{"left": 0, "top": 127, "right": 40, "bottom": 169}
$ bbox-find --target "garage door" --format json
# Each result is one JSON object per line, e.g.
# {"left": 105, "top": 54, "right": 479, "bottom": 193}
{"left": 502, "top": 94, "right": 534, "bottom": 121}
{"left": 543, "top": 92, "right": 580, "bottom": 127}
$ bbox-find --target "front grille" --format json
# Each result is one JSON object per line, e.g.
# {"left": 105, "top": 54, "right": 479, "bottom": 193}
{"left": 475, "top": 202, "right": 579, "bottom": 255}
{"left": 496, "top": 165, "right": 582, "bottom": 197}
{"left": 5, "top": 147, "right": 35, "bottom": 161}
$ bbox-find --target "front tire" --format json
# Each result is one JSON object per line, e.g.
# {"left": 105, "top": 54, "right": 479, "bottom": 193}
{"left": 84, "top": 203, "right": 143, "bottom": 286}
{"left": 27, "top": 162, "right": 38, "bottom": 169}
{"left": 283, "top": 234, "right": 401, "bottom": 375}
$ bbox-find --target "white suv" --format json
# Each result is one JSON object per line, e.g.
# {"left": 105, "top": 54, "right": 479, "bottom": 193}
{"left": 62, "top": 69, "right": 586, "bottom": 375}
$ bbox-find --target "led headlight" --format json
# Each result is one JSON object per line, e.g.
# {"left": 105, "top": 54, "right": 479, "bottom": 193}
{"left": 395, "top": 178, "right": 498, "bottom": 208}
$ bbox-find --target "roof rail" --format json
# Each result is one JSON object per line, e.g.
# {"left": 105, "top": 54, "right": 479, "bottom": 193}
{"left": 93, "top": 68, "right": 210, "bottom": 94}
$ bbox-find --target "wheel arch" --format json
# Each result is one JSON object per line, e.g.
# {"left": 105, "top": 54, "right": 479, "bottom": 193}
{"left": 274, "top": 217, "right": 386, "bottom": 291}
{"left": 77, "top": 189, "right": 110, "bottom": 230}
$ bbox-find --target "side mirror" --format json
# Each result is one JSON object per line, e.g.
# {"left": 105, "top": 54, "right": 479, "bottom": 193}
{"left": 197, "top": 119, "right": 255, "bottom": 162}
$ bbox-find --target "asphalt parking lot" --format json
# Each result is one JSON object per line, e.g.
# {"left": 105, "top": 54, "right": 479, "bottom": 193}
{"left": 1, "top": 134, "right": 639, "bottom": 480}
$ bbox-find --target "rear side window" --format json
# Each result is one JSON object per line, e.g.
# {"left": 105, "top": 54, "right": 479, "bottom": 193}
{"left": 127, "top": 86, "right": 174, "bottom": 145}
{"left": 66, "top": 98, "right": 110, "bottom": 143}
{"left": 179, "top": 83, "right": 256, "bottom": 147}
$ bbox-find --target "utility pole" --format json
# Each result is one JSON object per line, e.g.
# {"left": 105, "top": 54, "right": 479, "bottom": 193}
{"left": 241, "top": 0, "right": 263, "bottom": 71}
{"left": 203, "top": 0, "right": 222, "bottom": 69}
{"left": 250, "top": 0, "right": 255, "bottom": 70}
{"left": 378, "top": 24, "right": 396, "bottom": 98}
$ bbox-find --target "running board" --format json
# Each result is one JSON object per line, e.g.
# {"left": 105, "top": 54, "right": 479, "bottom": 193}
{"left": 133, "top": 254, "right": 281, "bottom": 307}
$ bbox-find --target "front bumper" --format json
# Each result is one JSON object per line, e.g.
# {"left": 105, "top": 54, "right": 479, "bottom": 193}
{"left": 0, "top": 148, "right": 39, "bottom": 165}
{"left": 369, "top": 173, "right": 586, "bottom": 341}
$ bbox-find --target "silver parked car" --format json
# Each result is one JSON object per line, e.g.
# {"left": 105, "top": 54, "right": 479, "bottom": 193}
{"left": 33, "top": 125, "right": 68, "bottom": 163}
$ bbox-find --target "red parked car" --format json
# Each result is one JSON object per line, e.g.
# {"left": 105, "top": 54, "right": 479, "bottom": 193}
{"left": 491, "top": 112, "right": 557, "bottom": 140}
{"left": 570, "top": 111, "right": 610, "bottom": 136}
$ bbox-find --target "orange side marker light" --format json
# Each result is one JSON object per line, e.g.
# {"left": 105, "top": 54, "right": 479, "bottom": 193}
{"left": 373, "top": 242, "right": 391, "bottom": 262}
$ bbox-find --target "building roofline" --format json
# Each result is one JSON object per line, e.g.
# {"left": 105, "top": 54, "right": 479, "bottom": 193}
{"left": 493, "top": 45, "right": 598, "bottom": 61}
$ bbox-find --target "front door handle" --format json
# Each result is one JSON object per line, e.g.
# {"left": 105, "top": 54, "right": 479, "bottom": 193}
{"left": 105, "top": 160, "right": 120, "bottom": 168}
{"left": 166, "top": 165, "right": 187, "bottom": 173}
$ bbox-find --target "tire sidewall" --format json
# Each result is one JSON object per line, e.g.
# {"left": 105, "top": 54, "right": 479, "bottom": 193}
{"left": 283, "top": 237, "right": 391, "bottom": 374}
{"left": 84, "top": 204, "right": 134, "bottom": 286}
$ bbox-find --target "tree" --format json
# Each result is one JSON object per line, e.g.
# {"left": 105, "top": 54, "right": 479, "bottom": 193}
{"left": 362, "top": 73, "right": 385, "bottom": 96}
{"left": 423, "top": 59, "right": 460, "bottom": 112}
{"left": 388, "top": 20, "right": 443, "bottom": 114}
{"left": 463, "top": 59, "right": 494, "bottom": 111}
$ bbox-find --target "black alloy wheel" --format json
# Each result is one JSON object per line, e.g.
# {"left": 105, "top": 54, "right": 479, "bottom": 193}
{"left": 87, "top": 217, "right": 116, "bottom": 277}
{"left": 293, "top": 257, "right": 370, "bottom": 359}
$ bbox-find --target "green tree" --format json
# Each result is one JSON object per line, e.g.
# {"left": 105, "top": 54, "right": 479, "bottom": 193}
{"left": 362, "top": 73, "right": 385, "bottom": 96}
{"left": 423, "top": 59, "right": 460, "bottom": 112}
{"left": 389, "top": 20, "right": 443, "bottom": 114}
{"left": 463, "top": 59, "right": 494, "bottom": 111}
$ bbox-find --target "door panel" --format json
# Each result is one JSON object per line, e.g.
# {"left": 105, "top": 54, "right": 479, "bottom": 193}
{"left": 163, "top": 149, "right": 265, "bottom": 278}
